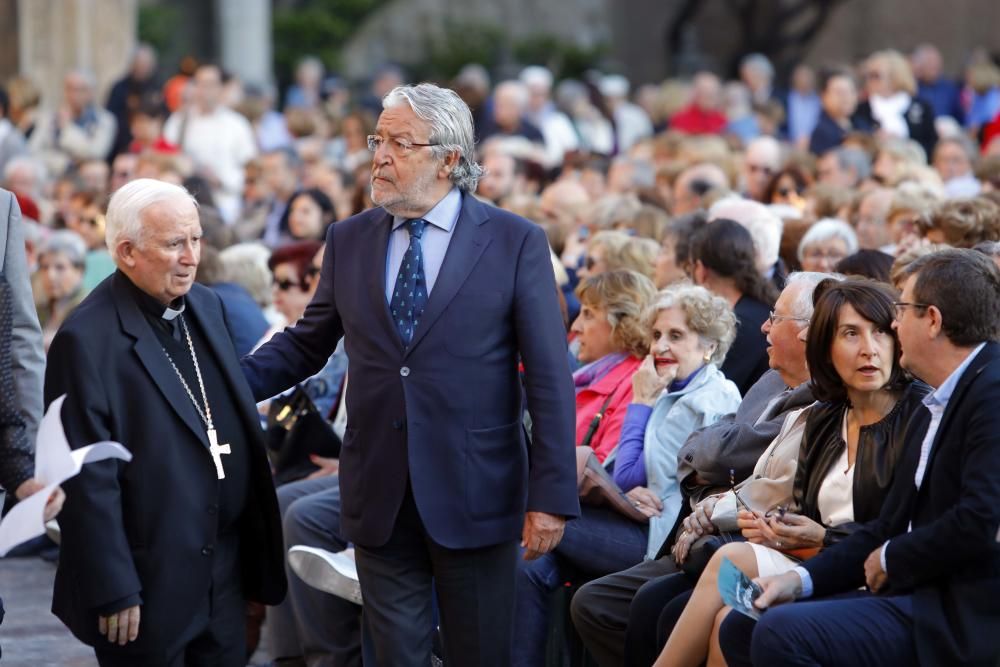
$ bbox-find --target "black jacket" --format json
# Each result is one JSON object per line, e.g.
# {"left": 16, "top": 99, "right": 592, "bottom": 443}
{"left": 45, "top": 272, "right": 286, "bottom": 654}
{"left": 794, "top": 381, "right": 930, "bottom": 546}
{"left": 804, "top": 343, "right": 1000, "bottom": 666}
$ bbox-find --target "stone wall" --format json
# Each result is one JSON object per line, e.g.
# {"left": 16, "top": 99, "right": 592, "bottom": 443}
{"left": 338, "top": 0, "right": 610, "bottom": 80}
{"left": 16, "top": 0, "right": 137, "bottom": 107}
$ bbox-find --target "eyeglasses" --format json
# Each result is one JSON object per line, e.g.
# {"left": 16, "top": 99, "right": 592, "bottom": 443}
{"left": 367, "top": 134, "right": 438, "bottom": 156}
{"left": 802, "top": 249, "right": 847, "bottom": 261}
{"left": 892, "top": 301, "right": 931, "bottom": 318}
{"left": 768, "top": 311, "right": 810, "bottom": 326}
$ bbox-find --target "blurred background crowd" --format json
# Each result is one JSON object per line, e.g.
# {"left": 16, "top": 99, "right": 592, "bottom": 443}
{"left": 3, "top": 35, "right": 1000, "bottom": 357}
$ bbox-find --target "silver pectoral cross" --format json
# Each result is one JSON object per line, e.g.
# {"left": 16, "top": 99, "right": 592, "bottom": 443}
{"left": 207, "top": 428, "right": 231, "bottom": 480}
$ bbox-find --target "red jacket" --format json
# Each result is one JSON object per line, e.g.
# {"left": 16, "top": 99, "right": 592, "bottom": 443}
{"left": 669, "top": 104, "right": 728, "bottom": 135}
{"left": 575, "top": 355, "right": 643, "bottom": 463}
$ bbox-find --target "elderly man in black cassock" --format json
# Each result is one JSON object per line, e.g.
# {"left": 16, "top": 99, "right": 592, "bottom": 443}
{"left": 45, "top": 178, "right": 285, "bottom": 666}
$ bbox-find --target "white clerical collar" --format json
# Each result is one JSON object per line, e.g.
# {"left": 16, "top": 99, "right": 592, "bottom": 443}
{"left": 162, "top": 300, "right": 186, "bottom": 321}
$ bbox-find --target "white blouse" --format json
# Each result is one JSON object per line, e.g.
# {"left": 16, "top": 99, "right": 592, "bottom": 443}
{"left": 815, "top": 412, "right": 856, "bottom": 527}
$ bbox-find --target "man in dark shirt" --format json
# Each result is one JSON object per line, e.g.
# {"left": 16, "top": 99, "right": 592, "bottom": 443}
{"left": 45, "top": 178, "right": 284, "bottom": 666}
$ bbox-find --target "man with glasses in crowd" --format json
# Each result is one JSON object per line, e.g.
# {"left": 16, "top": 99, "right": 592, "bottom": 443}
{"left": 732, "top": 249, "right": 1000, "bottom": 666}
{"left": 241, "top": 82, "right": 578, "bottom": 666}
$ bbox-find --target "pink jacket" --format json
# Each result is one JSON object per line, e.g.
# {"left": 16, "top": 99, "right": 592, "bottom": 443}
{"left": 574, "top": 355, "right": 643, "bottom": 463}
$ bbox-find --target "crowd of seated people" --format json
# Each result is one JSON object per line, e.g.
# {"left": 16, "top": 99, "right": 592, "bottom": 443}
{"left": 3, "top": 38, "right": 1000, "bottom": 667}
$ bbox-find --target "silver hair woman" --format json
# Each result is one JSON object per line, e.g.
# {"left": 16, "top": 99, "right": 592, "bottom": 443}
{"left": 381, "top": 83, "right": 485, "bottom": 192}
{"left": 798, "top": 218, "right": 859, "bottom": 273}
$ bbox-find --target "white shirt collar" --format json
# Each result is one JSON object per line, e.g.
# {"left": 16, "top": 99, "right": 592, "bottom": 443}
{"left": 392, "top": 187, "right": 462, "bottom": 233}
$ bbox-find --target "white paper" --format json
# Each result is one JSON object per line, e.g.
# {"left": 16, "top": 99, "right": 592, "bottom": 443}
{"left": 0, "top": 395, "right": 132, "bottom": 556}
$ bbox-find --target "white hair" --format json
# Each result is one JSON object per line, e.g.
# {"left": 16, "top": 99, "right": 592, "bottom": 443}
{"left": 708, "top": 196, "right": 783, "bottom": 272}
{"left": 520, "top": 66, "right": 554, "bottom": 91}
{"left": 784, "top": 271, "right": 843, "bottom": 320}
{"left": 105, "top": 178, "right": 197, "bottom": 253}
{"left": 383, "top": 83, "right": 484, "bottom": 192}
{"left": 797, "top": 218, "right": 859, "bottom": 262}
{"left": 3, "top": 156, "right": 47, "bottom": 192}
{"left": 39, "top": 229, "right": 88, "bottom": 268}
{"left": 218, "top": 242, "right": 273, "bottom": 308}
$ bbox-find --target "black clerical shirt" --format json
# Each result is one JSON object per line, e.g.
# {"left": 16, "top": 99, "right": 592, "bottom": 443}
{"left": 123, "top": 273, "right": 250, "bottom": 532}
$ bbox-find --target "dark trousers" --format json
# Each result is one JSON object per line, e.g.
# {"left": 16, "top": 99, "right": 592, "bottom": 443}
{"left": 95, "top": 537, "right": 246, "bottom": 667}
{"left": 628, "top": 572, "right": 694, "bottom": 667}
{"left": 569, "top": 557, "right": 678, "bottom": 667}
{"left": 513, "top": 505, "right": 648, "bottom": 666}
{"left": 354, "top": 486, "right": 518, "bottom": 667}
{"left": 717, "top": 591, "right": 916, "bottom": 667}
{"left": 269, "top": 475, "right": 361, "bottom": 667}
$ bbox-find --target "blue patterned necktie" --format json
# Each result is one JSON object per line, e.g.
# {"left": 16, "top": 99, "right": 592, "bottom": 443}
{"left": 389, "top": 218, "right": 428, "bottom": 346}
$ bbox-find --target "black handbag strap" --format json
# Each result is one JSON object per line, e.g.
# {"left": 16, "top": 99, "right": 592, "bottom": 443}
{"left": 580, "top": 392, "right": 616, "bottom": 449}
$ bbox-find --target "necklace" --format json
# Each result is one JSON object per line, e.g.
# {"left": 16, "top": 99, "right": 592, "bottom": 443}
{"left": 162, "top": 315, "right": 231, "bottom": 479}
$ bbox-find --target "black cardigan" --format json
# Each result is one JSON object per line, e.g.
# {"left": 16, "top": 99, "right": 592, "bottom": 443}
{"left": 792, "top": 380, "right": 930, "bottom": 546}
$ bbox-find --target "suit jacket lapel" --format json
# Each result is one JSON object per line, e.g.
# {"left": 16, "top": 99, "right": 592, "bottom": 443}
{"left": 367, "top": 211, "right": 404, "bottom": 353}
{"left": 920, "top": 343, "right": 998, "bottom": 493}
{"left": 112, "top": 274, "right": 209, "bottom": 449}
{"left": 405, "top": 194, "right": 491, "bottom": 357}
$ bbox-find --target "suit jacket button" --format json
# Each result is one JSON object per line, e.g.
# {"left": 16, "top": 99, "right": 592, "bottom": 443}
{"left": 201, "top": 545, "right": 214, "bottom": 556}
{"left": 400, "top": 366, "right": 410, "bottom": 377}
{"left": 207, "top": 504, "right": 218, "bottom": 515}
{"left": 392, "top": 419, "right": 404, "bottom": 430}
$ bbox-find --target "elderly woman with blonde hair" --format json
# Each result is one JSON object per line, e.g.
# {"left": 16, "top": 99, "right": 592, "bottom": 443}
{"left": 514, "top": 281, "right": 741, "bottom": 666}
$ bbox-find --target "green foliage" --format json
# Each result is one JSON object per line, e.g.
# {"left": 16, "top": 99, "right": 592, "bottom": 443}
{"left": 138, "top": 3, "right": 183, "bottom": 55}
{"left": 272, "top": 0, "right": 388, "bottom": 85}
{"left": 512, "top": 34, "right": 609, "bottom": 80}
{"left": 419, "top": 21, "right": 507, "bottom": 81}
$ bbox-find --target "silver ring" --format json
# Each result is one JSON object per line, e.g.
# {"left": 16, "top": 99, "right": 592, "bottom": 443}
{"left": 776, "top": 540, "right": 783, "bottom": 548}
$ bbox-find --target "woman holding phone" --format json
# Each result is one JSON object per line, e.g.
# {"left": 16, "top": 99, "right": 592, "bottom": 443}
{"left": 652, "top": 278, "right": 929, "bottom": 667}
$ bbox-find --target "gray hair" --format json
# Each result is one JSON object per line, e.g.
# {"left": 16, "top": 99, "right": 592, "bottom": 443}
{"left": 784, "top": 271, "right": 843, "bottom": 320}
{"left": 708, "top": 196, "right": 783, "bottom": 271}
{"left": 3, "top": 156, "right": 47, "bottom": 191}
{"left": 105, "top": 178, "right": 197, "bottom": 253}
{"left": 39, "top": 229, "right": 87, "bottom": 268}
{"left": 644, "top": 282, "right": 737, "bottom": 365}
{"left": 797, "top": 218, "right": 859, "bottom": 262}
{"left": 382, "top": 83, "right": 485, "bottom": 192}
{"left": 833, "top": 146, "right": 872, "bottom": 181}
{"left": 740, "top": 53, "right": 775, "bottom": 80}
{"left": 218, "top": 242, "right": 273, "bottom": 308}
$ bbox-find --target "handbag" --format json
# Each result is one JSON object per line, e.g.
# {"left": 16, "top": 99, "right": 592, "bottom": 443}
{"left": 576, "top": 447, "right": 649, "bottom": 523}
{"left": 266, "top": 385, "right": 342, "bottom": 485}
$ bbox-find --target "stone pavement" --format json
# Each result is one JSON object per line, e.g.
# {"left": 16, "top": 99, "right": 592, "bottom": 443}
{"left": 0, "top": 555, "right": 95, "bottom": 666}
{"left": 0, "top": 555, "right": 274, "bottom": 666}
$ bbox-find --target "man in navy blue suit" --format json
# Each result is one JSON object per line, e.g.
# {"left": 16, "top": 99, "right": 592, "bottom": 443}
{"left": 241, "top": 82, "right": 578, "bottom": 666}
{"left": 727, "top": 249, "right": 1000, "bottom": 666}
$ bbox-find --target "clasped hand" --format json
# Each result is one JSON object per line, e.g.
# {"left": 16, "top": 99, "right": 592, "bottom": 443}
{"left": 737, "top": 509, "right": 825, "bottom": 550}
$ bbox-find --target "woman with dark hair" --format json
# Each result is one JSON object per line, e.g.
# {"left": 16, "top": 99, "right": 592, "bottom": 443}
{"left": 764, "top": 165, "right": 813, "bottom": 211}
{"left": 280, "top": 188, "right": 336, "bottom": 242}
{"left": 835, "top": 248, "right": 894, "bottom": 283}
{"left": 652, "top": 278, "right": 928, "bottom": 667}
{"left": 689, "top": 218, "right": 776, "bottom": 395}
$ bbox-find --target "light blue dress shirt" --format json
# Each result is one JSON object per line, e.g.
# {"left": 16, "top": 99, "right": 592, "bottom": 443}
{"left": 384, "top": 188, "right": 462, "bottom": 302}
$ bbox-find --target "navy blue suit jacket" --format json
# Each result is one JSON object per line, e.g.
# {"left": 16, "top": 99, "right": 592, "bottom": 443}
{"left": 803, "top": 342, "right": 1000, "bottom": 666}
{"left": 242, "top": 192, "right": 579, "bottom": 549}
